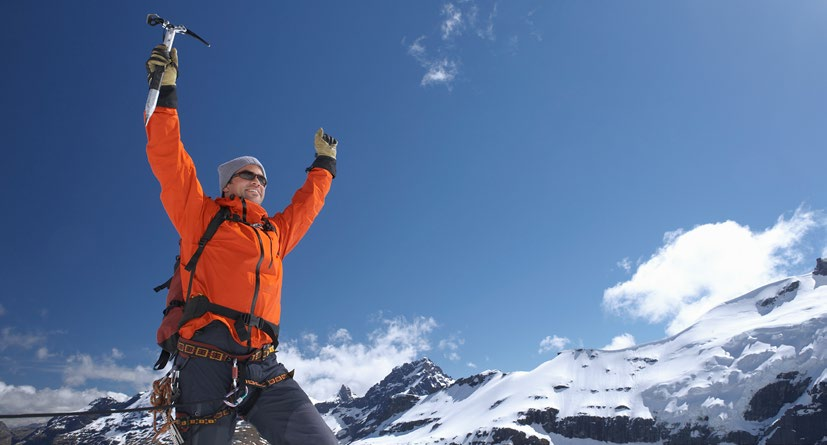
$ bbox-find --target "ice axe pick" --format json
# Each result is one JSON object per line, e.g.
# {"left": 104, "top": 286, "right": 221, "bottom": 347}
{"left": 144, "top": 13, "right": 210, "bottom": 126}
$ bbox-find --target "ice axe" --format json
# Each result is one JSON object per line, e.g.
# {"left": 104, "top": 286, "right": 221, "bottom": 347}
{"left": 144, "top": 13, "right": 210, "bottom": 126}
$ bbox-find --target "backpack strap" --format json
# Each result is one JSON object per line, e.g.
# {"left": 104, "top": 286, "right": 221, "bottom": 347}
{"left": 181, "top": 206, "right": 231, "bottom": 311}
{"left": 184, "top": 207, "right": 231, "bottom": 274}
{"left": 153, "top": 256, "right": 181, "bottom": 293}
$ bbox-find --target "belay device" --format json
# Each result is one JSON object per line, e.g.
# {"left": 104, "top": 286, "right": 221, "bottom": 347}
{"left": 143, "top": 13, "right": 210, "bottom": 126}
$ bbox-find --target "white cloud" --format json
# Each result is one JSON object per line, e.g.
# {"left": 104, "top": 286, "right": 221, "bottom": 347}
{"left": 604, "top": 208, "right": 824, "bottom": 335}
{"left": 525, "top": 8, "right": 543, "bottom": 42}
{"left": 0, "top": 327, "right": 47, "bottom": 351}
{"left": 405, "top": 2, "right": 505, "bottom": 88}
{"left": 441, "top": 3, "right": 464, "bottom": 40}
{"left": 438, "top": 334, "right": 465, "bottom": 362}
{"left": 539, "top": 335, "right": 570, "bottom": 354}
{"left": 301, "top": 332, "right": 320, "bottom": 352}
{"left": 62, "top": 350, "right": 157, "bottom": 392}
{"left": 422, "top": 59, "right": 459, "bottom": 87}
{"left": 472, "top": 3, "right": 497, "bottom": 40}
{"left": 330, "top": 328, "right": 352, "bottom": 344}
{"left": 602, "top": 334, "right": 636, "bottom": 351}
{"left": 0, "top": 381, "right": 128, "bottom": 427}
{"left": 406, "top": 37, "right": 459, "bottom": 88}
{"left": 279, "top": 316, "right": 437, "bottom": 402}
{"left": 36, "top": 347, "right": 50, "bottom": 360}
{"left": 617, "top": 257, "right": 633, "bottom": 273}
{"left": 407, "top": 36, "right": 426, "bottom": 58}
{"left": 0, "top": 304, "right": 5, "bottom": 316}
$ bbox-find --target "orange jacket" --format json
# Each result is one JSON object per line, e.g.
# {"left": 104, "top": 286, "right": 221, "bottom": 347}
{"left": 146, "top": 106, "right": 332, "bottom": 348}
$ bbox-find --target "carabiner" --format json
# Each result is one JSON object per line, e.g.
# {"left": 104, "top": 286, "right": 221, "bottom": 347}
{"left": 224, "top": 385, "right": 249, "bottom": 408}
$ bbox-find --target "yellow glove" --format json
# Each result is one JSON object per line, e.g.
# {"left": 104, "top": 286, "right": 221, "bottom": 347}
{"left": 145, "top": 44, "right": 178, "bottom": 87}
{"left": 314, "top": 128, "right": 338, "bottom": 159}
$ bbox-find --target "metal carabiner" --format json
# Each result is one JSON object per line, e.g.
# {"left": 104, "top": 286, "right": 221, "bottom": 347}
{"left": 224, "top": 385, "right": 249, "bottom": 408}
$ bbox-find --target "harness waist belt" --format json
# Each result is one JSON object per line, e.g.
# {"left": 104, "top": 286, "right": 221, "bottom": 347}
{"left": 177, "top": 338, "right": 276, "bottom": 362}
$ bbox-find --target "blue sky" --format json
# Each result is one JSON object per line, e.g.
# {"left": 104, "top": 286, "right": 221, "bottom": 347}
{"left": 2, "top": 1, "right": 827, "bottom": 416}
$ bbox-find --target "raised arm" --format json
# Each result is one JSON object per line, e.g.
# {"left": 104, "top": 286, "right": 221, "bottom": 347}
{"left": 144, "top": 45, "right": 208, "bottom": 235}
{"left": 272, "top": 129, "right": 338, "bottom": 256}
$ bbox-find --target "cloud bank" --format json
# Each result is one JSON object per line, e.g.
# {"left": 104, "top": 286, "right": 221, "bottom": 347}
{"left": 0, "top": 316, "right": 447, "bottom": 423}
{"left": 280, "top": 316, "right": 438, "bottom": 401}
{"left": 603, "top": 208, "right": 825, "bottom": 335}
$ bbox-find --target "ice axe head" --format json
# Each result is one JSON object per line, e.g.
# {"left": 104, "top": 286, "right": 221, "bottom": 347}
{"left": 146, "top": 13, "right": 210, "bottom": 48}
{"left": 146, "top": 13, "right": 168, "bottom": 28}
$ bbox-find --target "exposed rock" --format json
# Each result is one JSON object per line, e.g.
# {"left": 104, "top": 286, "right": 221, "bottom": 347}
{"left": 764, "top": 380, "right": 827, "bottom": 445}
{"left": 338, "top": 384, "right": 355, "bottom": 403}
{"left": 490, "top": 428, "right": 550, "bottom": 445}
{"left": 518, "top": 408, "right": 659, "bottom": 444}
{"left": 322, "top": 357, "right": 453, "bottom": 442}
{"left": 744, "top": 372, "right": 812, "bottom": 421}
{"left": 554, "top": 415, "right": 660, "bottom": 443}
{"left": 813, "top": 258, "right": 827, "bottom": 276}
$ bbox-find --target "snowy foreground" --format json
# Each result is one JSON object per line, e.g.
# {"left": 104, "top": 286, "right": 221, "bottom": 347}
{"left": 7, "top": 268, "right": 827, "bottom": 444}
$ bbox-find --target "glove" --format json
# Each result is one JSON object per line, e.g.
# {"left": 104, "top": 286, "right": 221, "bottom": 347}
{"left": 145, "top": 44, "right": 178, "bottom": 87}
{"left": 314, "top": 128, "right": 338, "bottom": 159}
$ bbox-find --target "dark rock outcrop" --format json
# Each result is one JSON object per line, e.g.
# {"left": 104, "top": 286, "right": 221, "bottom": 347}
{"left": 763, "top": 379, "right": 827, "bottom": 445}
{"left": 813, "top": 258, "right": 827, "bottom": 276}
{"left": 744, "top": 372, "right": 812, "bottom": 421}
{"left": 324, "top": 357, "right": 453, "bottom": 442}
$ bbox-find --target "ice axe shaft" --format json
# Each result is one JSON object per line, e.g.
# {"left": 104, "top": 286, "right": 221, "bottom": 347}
{"left": 144, "top": 14, "right": 210, "bottom": 127}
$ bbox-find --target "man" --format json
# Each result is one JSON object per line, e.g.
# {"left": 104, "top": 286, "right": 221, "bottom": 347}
{"left": 145, "top": 44, "right": 339, "bottom": 444}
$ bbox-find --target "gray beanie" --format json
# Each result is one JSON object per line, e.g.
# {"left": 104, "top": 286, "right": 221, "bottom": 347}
{"left": 218, "top": 156, "right": 267, "bottom": 194}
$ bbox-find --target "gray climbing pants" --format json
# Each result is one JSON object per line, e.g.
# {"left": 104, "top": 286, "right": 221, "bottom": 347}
{"left": 173, "top": 322, "right": 338, "bottom": 445}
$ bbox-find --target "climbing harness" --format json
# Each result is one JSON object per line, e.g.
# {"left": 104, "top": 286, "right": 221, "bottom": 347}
{"left": 176, "top": 338, "right": 276, "bottom": 363}
{"left": 150, "top": 340, "right": 292, "bottom": 441}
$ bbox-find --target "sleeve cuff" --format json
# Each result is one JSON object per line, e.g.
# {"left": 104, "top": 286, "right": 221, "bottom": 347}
{"left": 306, "top": 155, "right": 336, "bottom": 178}
{"left": 157, "top": 85, "right": 178, "bottom": 109}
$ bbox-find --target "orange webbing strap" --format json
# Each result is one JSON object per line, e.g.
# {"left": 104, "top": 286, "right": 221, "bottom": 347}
{"left": 176, "top": 338, "right": 277, "bottom": 362}
{"left": 175, "top": 407, "right": 235, "bottom": 430}
{"left": 244, "top": 369, "right": 295, "bottom": 389}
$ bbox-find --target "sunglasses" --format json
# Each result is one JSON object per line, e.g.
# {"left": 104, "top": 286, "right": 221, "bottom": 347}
{"left": 232, "top": 170, "right": 267, "bottom": 186}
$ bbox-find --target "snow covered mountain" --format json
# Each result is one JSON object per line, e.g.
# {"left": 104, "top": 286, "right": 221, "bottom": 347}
{"left": 331, "top": 264, "right": 827, "bottom": 445}
{"left": 5, "top": 261, "right": 827, "bottom": 444}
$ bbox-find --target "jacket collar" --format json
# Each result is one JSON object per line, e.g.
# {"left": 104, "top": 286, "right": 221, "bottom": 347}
{"left": 216, "top": 195, "right": 269, "bottom": 224}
